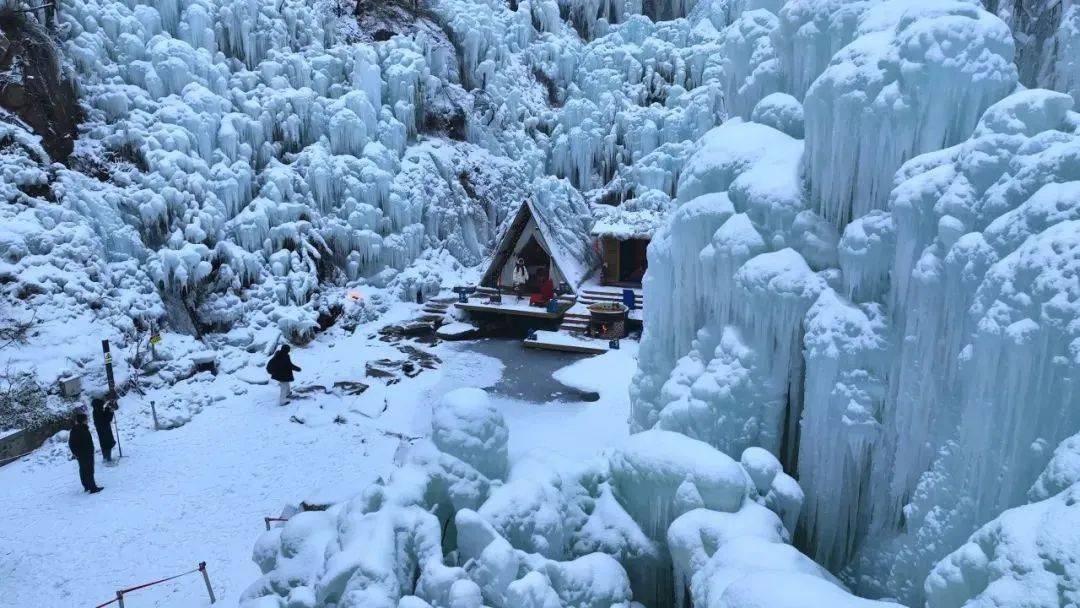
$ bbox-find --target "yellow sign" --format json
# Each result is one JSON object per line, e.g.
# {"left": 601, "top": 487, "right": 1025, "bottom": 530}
{"left": 150, "top": 334, "right": 161, "bottom": 344}
{"left": 104, "top": 353, "right": 112, "bottom": 364}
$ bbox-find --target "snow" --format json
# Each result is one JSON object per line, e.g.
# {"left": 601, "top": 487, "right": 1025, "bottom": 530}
{"left": 925, "top": 438, "right": 1080, "bottom": 608}
{"left": 436, "top": 321, "right": 479, "bottom": 338}
{"left": 7, "top": 0, "right": 1080, "bottom": 604}
{"left": 227, "top": 331, "right": 837, "bottom": 608}
{"left": 0, "top": 313, "right": 460, "bottom": 606}
{"left": 0, "top": 315, "right": 633, "bottom": 607}
{"left": 590, "top": 207, "right": 666, "bottom": 240}
{"left": 551, "top": 342, "right": 639, "bottom": 395}
{"left": 432, "top": 387, "right": 510, "bottom": 480}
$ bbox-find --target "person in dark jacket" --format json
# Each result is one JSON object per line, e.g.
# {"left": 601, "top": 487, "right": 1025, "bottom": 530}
{"left": 266, "top": 344, "right": 301, "bottom": 405}
{"left": 68, "top": 412, "right": 103, "bottom": 493}
{"left": 91, "top": 397, "right": 117, "bottom": 462}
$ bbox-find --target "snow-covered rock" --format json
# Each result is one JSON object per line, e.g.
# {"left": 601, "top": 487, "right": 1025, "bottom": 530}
{"left": 432, "top": 388, "right": 509, "bottom": 481}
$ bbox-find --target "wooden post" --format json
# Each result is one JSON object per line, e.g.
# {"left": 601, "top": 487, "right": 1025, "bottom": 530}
{"left": 102, "top": 340, "right": 117, "bottom": 398}
{"left": 150, "top": 400, "right": 160, "bottom": 430}
{"left": 199, "top": 562, "right": 216, "bottom": 604}
{"left": 116, "top": 591, "right": 125, "bottom": 608}
{"left": 264, "top": 517, "right": 271, "bottom": 531}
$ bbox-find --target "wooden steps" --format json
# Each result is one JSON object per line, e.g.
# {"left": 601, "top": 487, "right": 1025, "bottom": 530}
{"left": 558, "top": 285, "right": 643, "bottom": 333}
{"left": 577, "top": 287, "right": 643, "bottom": 308}
{"left": 419, "top": 300, "right": 450, "bottom": 323}
{"left": 560, "top": 310, "right": 590, "bottom": 332}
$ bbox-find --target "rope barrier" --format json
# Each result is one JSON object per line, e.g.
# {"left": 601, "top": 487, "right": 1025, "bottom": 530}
{"left": 91, "top": 562, "right": 215, "bottom": 607}
{"left": 0, "top": 449, "right": 39, "bottom": 466}
{"left": 117, "top": 566, "right": 202, "bottom": 595}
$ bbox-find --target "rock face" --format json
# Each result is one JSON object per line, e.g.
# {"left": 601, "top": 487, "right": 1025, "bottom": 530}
{"left": 0, "top": 9, "right": 81, "bottom": 161}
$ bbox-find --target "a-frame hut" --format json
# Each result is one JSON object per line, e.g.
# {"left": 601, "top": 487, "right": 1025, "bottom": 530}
{"left": 481, "top": 199, "right": 593, "bottom": 295}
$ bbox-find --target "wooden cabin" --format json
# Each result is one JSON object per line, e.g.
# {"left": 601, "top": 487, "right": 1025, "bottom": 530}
{"left": 591, "top": 209, "right": 660, "bottom": 288}
{"left": 597, "top": 235, "right": 649, "bottom": 287}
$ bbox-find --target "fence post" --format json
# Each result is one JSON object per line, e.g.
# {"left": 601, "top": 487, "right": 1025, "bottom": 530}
{"left": 116, "top": 591, "right": 125, "bottom": 608}
{"left": 264, "top": 517, "right": 272, "bottom": 531}
{"left": 150, "top": 400, "right": 160, "bottom": 430}
{"left": 199, "top": 562, "right": 216, "bottom": 604}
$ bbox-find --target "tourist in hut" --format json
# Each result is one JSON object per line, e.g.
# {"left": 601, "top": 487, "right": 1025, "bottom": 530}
{"left": 512, "top": 257, "right": 529, "bottom": 300}
{"left": 531, "top": 272, "right": 555, "bottom": 307}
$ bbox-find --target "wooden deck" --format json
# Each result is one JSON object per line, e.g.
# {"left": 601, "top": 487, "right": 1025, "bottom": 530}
{"left": 524, "top": 330, "right": 611, "bottom": 354}
{"left": 455, "top": 298, "right": 571, "bottom": 319}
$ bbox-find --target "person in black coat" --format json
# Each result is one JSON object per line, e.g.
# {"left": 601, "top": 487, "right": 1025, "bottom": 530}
{"left": 68, "top": 412, "right": 103, "bottom": 493}
{"left": 91, "top": 397, "right": 117, "bottom": 462}
{"left": 266, "top": 344, "right": 301, "bottom": 405}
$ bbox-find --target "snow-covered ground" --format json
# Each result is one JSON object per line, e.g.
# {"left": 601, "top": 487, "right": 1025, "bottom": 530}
{"left": 4, "top": 0, "right": 1080, "bottom": 603}
{"left": 0, "top": 308, "right": 638, "bottom": 607}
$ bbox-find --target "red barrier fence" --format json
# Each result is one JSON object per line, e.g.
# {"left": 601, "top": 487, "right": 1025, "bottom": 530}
{"left": 93, "top": 562, "right": 216, "bottom": 607}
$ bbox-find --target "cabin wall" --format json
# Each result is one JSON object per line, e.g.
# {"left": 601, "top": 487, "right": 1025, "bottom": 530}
{"left": 601, "top": 237, "right": 620, "bottom": 285}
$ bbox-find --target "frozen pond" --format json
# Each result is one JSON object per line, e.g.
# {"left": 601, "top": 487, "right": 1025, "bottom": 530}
{"left": 447, "top": 338, "right": 599, "bottom": 403}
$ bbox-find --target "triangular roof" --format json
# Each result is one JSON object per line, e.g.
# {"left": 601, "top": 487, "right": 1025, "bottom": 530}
{"left": 481, "top": 199, "right": 594, "bottom": 292}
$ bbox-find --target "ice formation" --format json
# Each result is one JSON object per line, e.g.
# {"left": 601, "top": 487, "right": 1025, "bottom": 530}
{"left": 924, "top": 431, "right": 1080, "bottom": 608}
{"left": 804, "top": 0, "right": 1018, "bottom": 229}
{"left": 4, "top": 0, "right": 1080, "bottom": 603}
{"left": 631, "top": 0, "right": 1080, "bottom": 603}
{"left": 241, "top": 388, "right": 896, "bottom": 608}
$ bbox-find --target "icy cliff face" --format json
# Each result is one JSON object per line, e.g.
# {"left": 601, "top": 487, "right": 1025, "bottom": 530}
{"left": 632, "top": 0, "right": 1080, "bottom": 605}
{"left": 987, "top": 0, "right": 1080, "bottom": 105}
{"left": 0, "top": 0, "right": 745, "bottom": 357}
{"left": 923, "top": 431, "right": 1080, "bottom": 608}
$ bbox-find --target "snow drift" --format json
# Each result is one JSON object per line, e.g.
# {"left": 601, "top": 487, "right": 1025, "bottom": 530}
{"left": 240, "top": 388, "right": 895, "bottom": 608}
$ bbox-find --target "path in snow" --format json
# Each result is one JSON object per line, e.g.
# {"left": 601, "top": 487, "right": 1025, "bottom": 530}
{"left": 0, "top": 317, "right": 636, "bottom": 607}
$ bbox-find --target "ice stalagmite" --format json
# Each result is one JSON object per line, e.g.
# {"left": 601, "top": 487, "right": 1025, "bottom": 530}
{"left": 798, "top": 288, "right": 888, "bottom": 569}
{"left": 633, "top": 113, "right": 820, "bottom": 462}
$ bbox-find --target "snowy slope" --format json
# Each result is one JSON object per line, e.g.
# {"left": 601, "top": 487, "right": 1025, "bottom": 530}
{"left": 0, "top": 309, "right": 634, "bottom": 607}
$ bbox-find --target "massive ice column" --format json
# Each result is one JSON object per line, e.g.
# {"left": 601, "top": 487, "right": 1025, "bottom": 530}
{"left": 804, "top": 0, "right": 1018, "bottom": 230}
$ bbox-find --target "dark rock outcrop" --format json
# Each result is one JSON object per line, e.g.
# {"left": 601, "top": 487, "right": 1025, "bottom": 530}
{"left": 0, "top": 8, "right": 81, "bottom": 162}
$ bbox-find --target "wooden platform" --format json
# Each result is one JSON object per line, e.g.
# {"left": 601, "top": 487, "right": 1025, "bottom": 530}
{"left": 524, "top": 330, "right": 611, "bottom": 354}
{"left": 455, "top": 300, "right": 567, "bottom": 319}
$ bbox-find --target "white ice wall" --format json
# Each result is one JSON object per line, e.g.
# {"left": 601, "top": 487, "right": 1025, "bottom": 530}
{"left": 630, "top": 1, "right": 1080, "bottom": 604}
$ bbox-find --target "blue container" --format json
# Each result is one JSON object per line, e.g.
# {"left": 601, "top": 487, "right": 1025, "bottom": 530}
{"left": 546, "top": 299, "right": 559, "bottom": 313}
{"left": 622, "top": 289, "right": 636, "bottom": 310}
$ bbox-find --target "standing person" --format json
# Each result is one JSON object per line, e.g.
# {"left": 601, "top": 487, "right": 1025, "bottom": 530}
{"left": 68, "top": 413, "right": 103, "bottom": 494}
{"left": 91, "top": 397, "right": 117, "bottom": 463}
{"left": 512, "top": 257, "right": 529, "bottom": 301}
{"left": 266, "top": 344, "right": 301, "bottom": 406}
